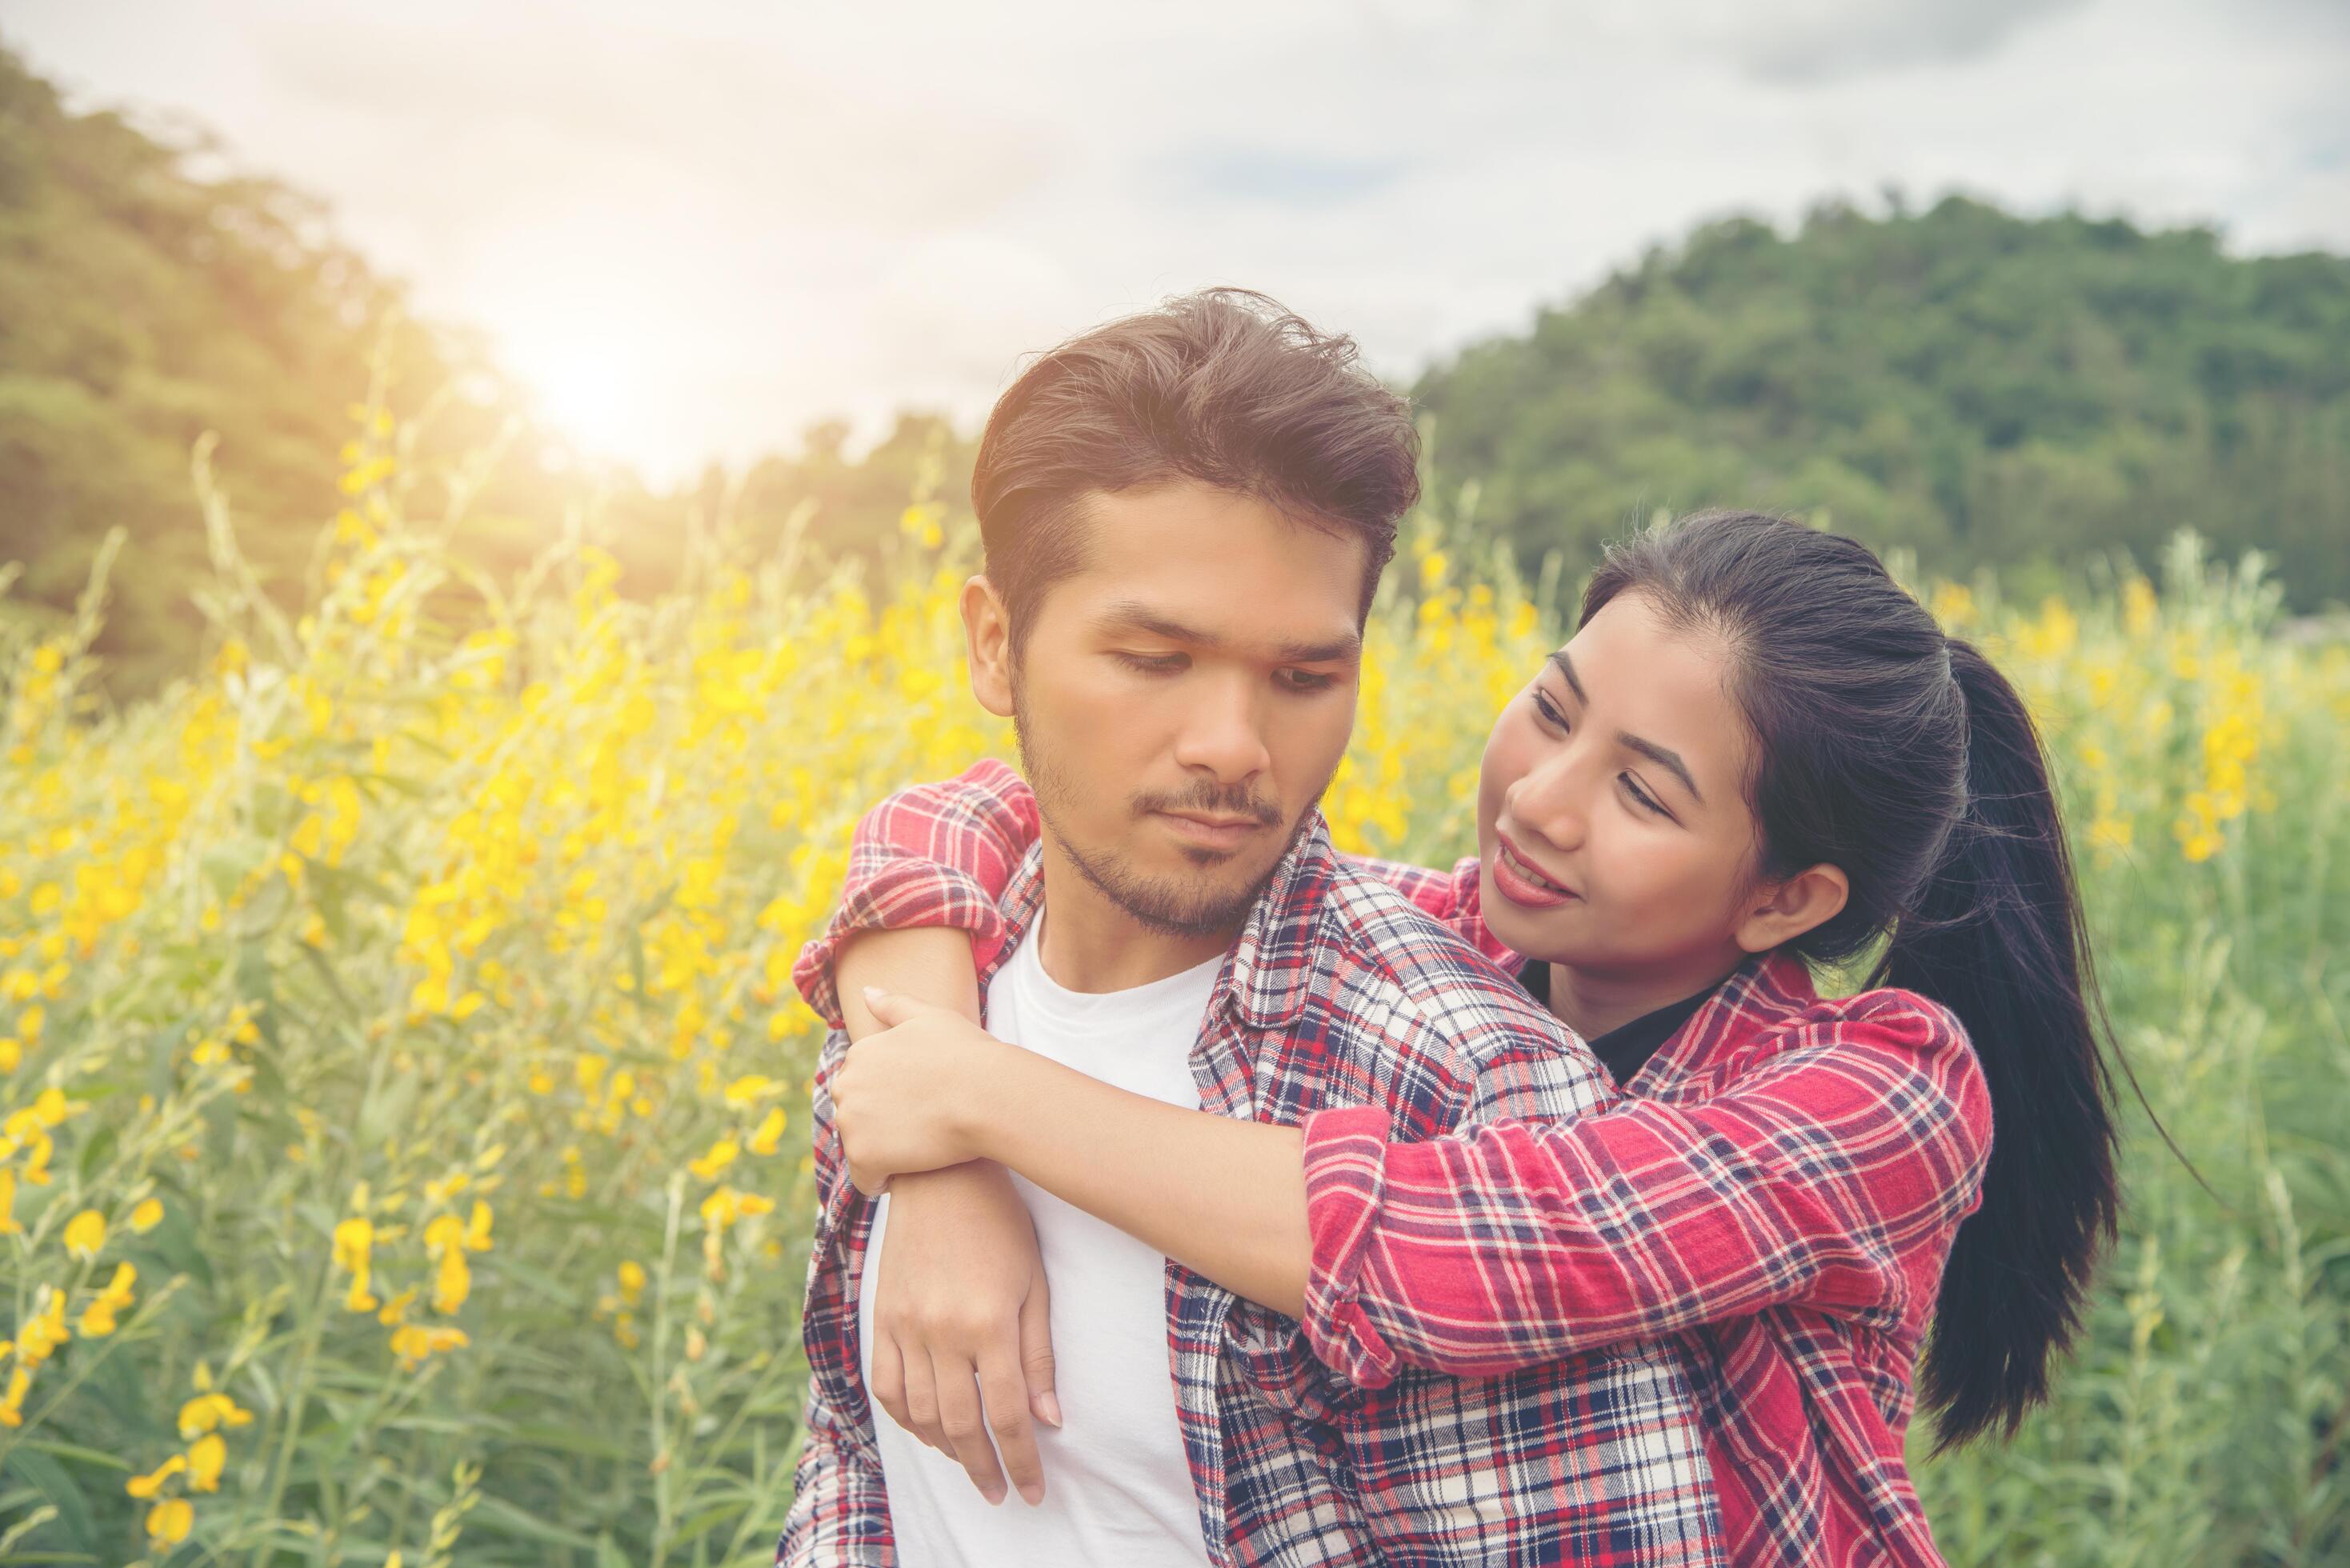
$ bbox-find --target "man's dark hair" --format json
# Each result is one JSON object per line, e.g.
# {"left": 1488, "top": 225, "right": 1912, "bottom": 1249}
{"left": 971, "top": 288, "right": 1419, "bottom": 654}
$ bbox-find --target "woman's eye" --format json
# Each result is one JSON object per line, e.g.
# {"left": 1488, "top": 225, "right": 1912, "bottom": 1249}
{"left": 1531, "top": 690, "right": 1569, "bottom": 730}
{"left": 1621, "top": 774, "right": 1664, "bottom": 815}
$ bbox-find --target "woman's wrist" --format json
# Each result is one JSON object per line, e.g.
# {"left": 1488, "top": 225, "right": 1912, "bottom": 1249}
{"left": 943, "top": 1029, "right": 1034, "bottom": 1166}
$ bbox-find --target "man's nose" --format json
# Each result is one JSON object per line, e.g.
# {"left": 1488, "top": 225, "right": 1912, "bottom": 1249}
{"left": 1171, "top": 674, "right": 1273, "bottom": 783}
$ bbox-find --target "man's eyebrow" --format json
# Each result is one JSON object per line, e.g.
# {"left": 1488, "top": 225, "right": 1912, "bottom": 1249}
{"left": 1544, "top": 648, "right": 1702, "bottom": 802}
{"left": 1094, "top": 600, "right": 1360, "bottom": 664}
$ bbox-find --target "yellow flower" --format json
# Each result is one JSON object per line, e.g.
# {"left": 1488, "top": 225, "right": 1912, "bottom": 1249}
{"left": 617, "top": 1259, "right": 647, "bottom": 1306}
{"left": 78, "top": 1262, "right": 136, "bottom": 1337}
{"left": 186, "top": 1431, "right": 226, "bottom": 1492}
{"left": 127, "top": 1452, "right": 187, "bottom": 1498}
{"left": 62, "top": 1206, "right": 105, "bottom": 1259}
{"left": 17, "top": 1290, "right": 69, "bottom": 1365}
{"left": 390, "top": 1322, "right": 470, "bottom": 1370}
{"left": 687, "top": 1137, "right": 739, "bottom": 1181}
{"left": 146, "top": 1497, "right": 194, "bottom": 1544}
{"left": 748, "top": 1106, "right": 787, "bottom": 1156}
{"left": 178, "top": 1391, "right": 254, "bottom": 1438}
{"left": 333, "top": 1216, "right": 378, "bottom": 1312}
{"left": 0, "top": 1365, "right": 30, "bottom": 1426}
{"left": 433, "top": 1240, "right": 470, "bottom": 1314}
{"left": 723, "top": 1074, "right": 779, "bottom": 1107}
{"left": 130, "top": 1196, "right": 165, "bottom": 1232}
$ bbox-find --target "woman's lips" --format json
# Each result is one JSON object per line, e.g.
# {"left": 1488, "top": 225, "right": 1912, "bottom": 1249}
{"left": 1491, "top": 831, "right": 1577, "bottom": 910}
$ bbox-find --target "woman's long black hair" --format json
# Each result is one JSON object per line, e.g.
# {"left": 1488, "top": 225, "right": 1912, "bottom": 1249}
{"left": 1584, "top": 509, "right": 2121, "bottom": 1450}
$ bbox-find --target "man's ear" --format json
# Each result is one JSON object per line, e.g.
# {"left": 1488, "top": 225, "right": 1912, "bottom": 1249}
{"left": 961, "top": 575, "right": 1016, "bottom": 718}
{"left": 1732, "top": 862, "right": 1849, "bottom": 954}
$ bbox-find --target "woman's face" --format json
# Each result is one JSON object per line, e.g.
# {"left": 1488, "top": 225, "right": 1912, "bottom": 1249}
{"left": 1475, "top": 590, "right": 1768, "bottom": 990}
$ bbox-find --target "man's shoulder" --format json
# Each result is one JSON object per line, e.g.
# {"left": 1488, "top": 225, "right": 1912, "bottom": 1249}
{"left": 1313, "top": 861, "right": 1569, "bottom": 1048}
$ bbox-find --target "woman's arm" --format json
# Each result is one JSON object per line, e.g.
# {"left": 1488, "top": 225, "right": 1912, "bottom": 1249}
{"left": 839, "top": 989, "right": 1993, "bottom": 1388}
{"left": 789, "top": 758, "right": 1499, "bottom": 1017}
{"left": 791, "top": 759, "right": 1039, "bottom": 1027}
{"left": 1297, "top": 994, "right": 1996, "bottom": 1387}
{"left": 835, "top": 990, "right": 1311, "bottom": 1315}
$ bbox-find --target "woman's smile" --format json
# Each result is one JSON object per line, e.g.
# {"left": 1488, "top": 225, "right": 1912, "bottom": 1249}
{"left": 1492, "top": 828, "right": 1577, "bottom": 908}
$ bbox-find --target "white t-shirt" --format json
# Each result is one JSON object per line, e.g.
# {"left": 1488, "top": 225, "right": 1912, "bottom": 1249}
{"left": 857, "top": 914, "right": 1223, "bottom": 1567}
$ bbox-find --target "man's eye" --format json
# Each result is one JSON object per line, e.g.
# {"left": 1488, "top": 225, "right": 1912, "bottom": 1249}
{"left": 1531, "top": 690, "right": 1569, "bottom": 730}
{"left": 1115, "top": 653, "right": 1185, "bottom": 674}
{"left": 1279, "top": 670, "right": 1339, "bottom": 693}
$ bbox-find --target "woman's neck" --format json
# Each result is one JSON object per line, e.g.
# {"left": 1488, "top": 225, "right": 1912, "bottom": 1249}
{"left": 1545, "top": 950, "right": 1747, "bottom": 1041}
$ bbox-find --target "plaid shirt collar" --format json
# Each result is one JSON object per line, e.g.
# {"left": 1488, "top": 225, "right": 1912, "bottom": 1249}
{"left": 975, "top": 810, "right": 1339, "bottom": 1035}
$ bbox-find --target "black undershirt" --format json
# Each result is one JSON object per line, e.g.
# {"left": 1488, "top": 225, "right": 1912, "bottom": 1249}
{"left": 1516, "top": 961, "right": 1719, "bottom": 1088}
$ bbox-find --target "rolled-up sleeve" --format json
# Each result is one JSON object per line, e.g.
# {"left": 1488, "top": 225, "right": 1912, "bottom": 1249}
{"left": 791, "top": 760, "right": 1038, "bottom": 1027}
{"left": 1295, "top": 997, "right": 1992, "bottom": 1383}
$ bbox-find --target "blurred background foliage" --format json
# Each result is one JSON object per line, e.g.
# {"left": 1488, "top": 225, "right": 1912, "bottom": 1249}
{"left": 3, "top": 42, "right": 2344, "bottom": 712}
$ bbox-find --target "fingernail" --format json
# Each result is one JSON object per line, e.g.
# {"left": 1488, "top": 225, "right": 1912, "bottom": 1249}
{"left": 1036, "top": 1391, "right": 1063, "bottom": 1429}
{"left": 1019, "top": 1483, "right": 1045, "bottom": 1506}
{"left": 984, "top": 1486, "right": 1007, "bottom": 1506}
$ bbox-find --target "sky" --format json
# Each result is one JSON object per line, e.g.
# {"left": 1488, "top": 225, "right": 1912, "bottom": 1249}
{"left": 8, "top": 0, "right": 2348, "bottom": 482}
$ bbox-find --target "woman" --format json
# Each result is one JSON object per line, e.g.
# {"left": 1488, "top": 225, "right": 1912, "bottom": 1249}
{"left": 807, "top": 510, "right": 2122, "bottom": 1563}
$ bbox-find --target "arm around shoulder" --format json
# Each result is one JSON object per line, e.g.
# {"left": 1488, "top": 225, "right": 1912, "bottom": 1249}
{"left": 791, "top": 761, "right": 1041, "bottom": 1027}
{"left": 1299, "top": 989, "right": 1992, "bottom": 1383}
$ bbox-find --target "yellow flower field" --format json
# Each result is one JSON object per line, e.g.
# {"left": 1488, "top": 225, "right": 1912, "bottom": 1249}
{"left": 0, "top": 406, "right": 2344, "bottom": 1564}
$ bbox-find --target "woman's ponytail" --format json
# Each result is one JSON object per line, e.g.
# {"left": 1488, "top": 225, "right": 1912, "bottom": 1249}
{"left": 1877, "top": 639, "right": 2120, "bottom": 1449}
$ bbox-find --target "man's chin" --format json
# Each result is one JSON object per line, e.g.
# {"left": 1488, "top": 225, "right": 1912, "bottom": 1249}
{"left": 1063, "top": 828, "right": 1301, "bottom": 938}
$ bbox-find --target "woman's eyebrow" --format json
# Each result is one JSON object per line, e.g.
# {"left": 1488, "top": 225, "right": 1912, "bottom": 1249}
{"left": 1546, "top": 648, "right": 1702, "bottom": 802}
{"left": 1545, "top": 650, "right": 1587, "bottom": 703}
{"left": 1622, "top": 734, "right": 1703, "bottom": 803}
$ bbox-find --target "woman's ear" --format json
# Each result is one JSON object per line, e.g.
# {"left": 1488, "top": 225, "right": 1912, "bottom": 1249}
{"left": 1733, "top": 862, "right": 1849, "bottom": 954}
{"left": 961, "top": 575, "right": 1016, "bottom": 718}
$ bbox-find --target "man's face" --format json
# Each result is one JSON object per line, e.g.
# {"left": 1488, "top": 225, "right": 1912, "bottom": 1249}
{"left": 967, "top": 482, "right": 1367, "bottom": 938}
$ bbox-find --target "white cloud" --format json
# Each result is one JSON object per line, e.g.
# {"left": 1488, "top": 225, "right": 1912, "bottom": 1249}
{"left": 6, "top": 0, "right": 2345, "bottom": 480}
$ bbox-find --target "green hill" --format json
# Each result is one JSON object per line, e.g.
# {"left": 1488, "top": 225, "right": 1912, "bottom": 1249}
{"left": 1414, "top": 197, "right": 2350, "bottom": 609}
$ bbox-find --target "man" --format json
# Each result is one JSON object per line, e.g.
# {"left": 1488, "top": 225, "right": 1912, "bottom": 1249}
{"left": 777, "top": 289, "right": 1720, "bottom": 1566}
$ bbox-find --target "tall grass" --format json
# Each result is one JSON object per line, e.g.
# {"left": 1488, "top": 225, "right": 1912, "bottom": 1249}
{"left": 0, "top": 405, "right": 2341, "bottom": 1564}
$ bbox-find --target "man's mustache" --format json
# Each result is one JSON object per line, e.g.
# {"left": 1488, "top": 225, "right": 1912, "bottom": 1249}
{"left": 1131, "top": 786, "right": 1283, "bottom": 826}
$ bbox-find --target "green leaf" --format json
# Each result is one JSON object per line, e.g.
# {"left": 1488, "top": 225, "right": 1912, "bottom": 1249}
{"left": 2, "top": 1446, "right": 98, "bottom": 1556}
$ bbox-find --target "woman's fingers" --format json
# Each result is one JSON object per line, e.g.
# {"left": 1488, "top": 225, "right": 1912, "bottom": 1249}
{"left": 929, "top": 1347, "right": 1010, "bottom": 1505}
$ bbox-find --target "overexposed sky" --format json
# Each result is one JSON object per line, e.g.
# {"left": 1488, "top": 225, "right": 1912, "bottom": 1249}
{"left": 9, "top": 0, "right": 2348, "bottom": 481}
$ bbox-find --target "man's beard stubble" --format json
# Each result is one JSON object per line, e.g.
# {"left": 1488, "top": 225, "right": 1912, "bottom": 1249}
{"left": 1011, "top": 691, "right": 1319, "bottom": 940}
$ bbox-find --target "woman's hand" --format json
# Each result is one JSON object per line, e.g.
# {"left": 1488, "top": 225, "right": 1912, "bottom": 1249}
{"left": 834, "top": 987, "right": 1015, "bottom": 1196}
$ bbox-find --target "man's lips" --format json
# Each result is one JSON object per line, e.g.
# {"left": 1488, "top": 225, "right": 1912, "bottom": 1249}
{"left": 1156, "top": 810, "right": 1266, "bottom": 850}
{"left": 1492, "top": 828, "right": 1577, "bottom": 909}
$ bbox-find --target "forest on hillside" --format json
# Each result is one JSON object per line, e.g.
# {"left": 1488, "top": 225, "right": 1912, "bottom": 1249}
{"left": 1414, "top": 198, "right": 2350, "bottom": 610}
{"left": 2, "top": 42, "right": 2345, "bottom": 703}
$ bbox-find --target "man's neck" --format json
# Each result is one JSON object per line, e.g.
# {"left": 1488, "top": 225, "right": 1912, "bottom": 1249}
{"left": 1031, "top": 832, "right": 1239, "bottom": 994}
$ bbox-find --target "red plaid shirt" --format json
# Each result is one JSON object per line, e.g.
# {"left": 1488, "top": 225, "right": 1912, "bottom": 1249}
{"left": 782, "top": 765, "right": 1994, "bottom": 1567}
{"left": 778, "top": 762, "right": 1723, "bottom": 1567}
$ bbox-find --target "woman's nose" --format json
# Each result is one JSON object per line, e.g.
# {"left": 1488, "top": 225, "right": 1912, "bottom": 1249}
{"left": 1508, "top": 758, "right": 1587, "bottom": 853}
